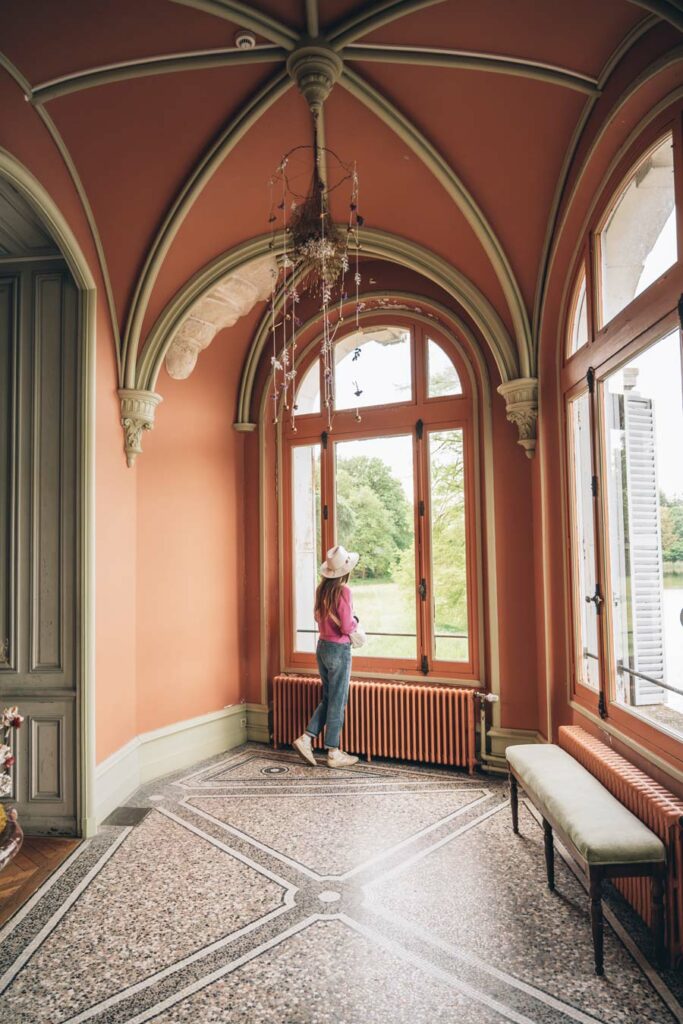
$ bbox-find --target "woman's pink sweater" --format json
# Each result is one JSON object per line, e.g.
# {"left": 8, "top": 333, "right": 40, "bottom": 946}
{"left": 316, "top": 585, "right": 356, "bottom": 644}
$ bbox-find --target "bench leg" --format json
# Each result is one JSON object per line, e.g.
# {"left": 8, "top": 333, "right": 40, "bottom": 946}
{"left": 589, "top": 869, "right": 604, "bottom": 976}
{"left": 509, "top": 773, "right": 519, "bottom": 834}
{"left": 651, "top": 869, "right": 666, "bottom": 968}
{"left": 543, "top": 819, "right": 555, "bottom": 891}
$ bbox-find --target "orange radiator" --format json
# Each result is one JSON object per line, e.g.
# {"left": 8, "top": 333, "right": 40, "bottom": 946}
{"left": 559, "top": 725, "right": 683, "bottom": 963}
{"left": 273, "top": 675, "right": 477, "bottom": 773}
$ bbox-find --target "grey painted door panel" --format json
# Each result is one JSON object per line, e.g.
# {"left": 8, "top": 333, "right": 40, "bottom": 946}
{"left": 0, "top": 261, "right": 79, "bottom": 835}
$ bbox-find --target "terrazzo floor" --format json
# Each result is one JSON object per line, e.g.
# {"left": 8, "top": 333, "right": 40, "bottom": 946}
{"left": 1, "top": 743, "right": 681, "bottom": 1024}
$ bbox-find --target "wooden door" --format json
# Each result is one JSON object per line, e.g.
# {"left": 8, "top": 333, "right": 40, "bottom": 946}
{"left": 0, "top": 260, "right": 80, "bottom": 835}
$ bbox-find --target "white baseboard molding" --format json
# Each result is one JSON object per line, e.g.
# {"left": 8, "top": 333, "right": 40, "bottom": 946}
{"left": 95, "top": 705, "right": 247, "bottom": 827}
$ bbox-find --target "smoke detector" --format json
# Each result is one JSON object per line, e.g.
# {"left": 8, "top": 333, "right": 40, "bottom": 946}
{"left": 235, "top": 31, "right": 256, "bottom": 50}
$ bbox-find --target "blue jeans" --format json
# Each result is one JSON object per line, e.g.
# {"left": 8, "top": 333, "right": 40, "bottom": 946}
{"left": 306, "top": 639, "right": 352, "bottom": 749}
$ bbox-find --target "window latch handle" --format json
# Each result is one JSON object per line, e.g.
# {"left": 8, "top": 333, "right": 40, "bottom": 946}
{"left": 585, "top": 585, "right": 603, "bottom": 612}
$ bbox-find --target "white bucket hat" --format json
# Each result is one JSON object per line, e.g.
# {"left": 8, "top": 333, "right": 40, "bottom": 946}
{"left": 320, "top": 544, "right": 359, "bottom": 579}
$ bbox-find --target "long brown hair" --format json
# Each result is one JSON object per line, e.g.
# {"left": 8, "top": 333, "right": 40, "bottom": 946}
{"left": 314, "top": 574, "right": 350, "bottom": 625}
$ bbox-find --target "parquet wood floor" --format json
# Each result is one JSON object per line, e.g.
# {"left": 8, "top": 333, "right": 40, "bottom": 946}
{"left": 0, "top": 836, "right": 80, "bottom": 927}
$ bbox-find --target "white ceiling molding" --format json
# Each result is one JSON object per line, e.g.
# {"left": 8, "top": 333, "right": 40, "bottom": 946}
{"left": 164, "top": 253, "right": 276, "bottom": 379}
{"left": 31, "top": 47, "right": 286, "bottom": 104}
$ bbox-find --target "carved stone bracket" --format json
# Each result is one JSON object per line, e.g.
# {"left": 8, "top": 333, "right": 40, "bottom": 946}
{"left": 118, "top": 388, "right": 163, "bottom": 467}
{"left": 165, "top": 254, "right": 276, "bottom": 381}
{"left": 497, "top": 377, "right": 538, "bottom": 459}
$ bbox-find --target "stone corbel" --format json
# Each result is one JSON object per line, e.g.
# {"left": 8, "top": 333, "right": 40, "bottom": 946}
{"left": 118, "top": 388, "right": 163, "bottom": 467}
{"left": 497, "top": 377, "right": 538, "bottom": 459}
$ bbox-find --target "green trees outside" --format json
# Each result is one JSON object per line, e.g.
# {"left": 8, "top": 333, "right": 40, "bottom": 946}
{"left": 336, "top": 456, "right": 411, "bottom": 578}
{"left": 336, "top": 437, "right": 468, "bottom": 642}
{"left": 426, "top": 431, "right": 468, "bottom": 636}
{"left": 394, "top": 431, "right": 468, "bottom": 639}
{"left": 660, "top": 493, "right": 683, "bottom": 567}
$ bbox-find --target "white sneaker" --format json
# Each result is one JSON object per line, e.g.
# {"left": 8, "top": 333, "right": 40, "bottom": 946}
{"left": 327, "top": 748, "right": 359, "bottom": 768}
{"left": 292, "top": 734, "right": 317, "bottom": 767}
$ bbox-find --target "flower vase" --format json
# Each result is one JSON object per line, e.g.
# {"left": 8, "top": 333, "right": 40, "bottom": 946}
{"left": 0, "top": 804, "right": 23, "bottom": 874}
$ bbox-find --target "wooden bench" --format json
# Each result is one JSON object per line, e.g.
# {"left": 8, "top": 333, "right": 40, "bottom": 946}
{"left": 506, "top": 743, "right": 666, "bottom": 975}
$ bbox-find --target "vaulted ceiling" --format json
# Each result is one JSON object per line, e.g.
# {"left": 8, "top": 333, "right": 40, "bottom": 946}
{"left": 1, "top": 0, "right": 681, "bottom": 399}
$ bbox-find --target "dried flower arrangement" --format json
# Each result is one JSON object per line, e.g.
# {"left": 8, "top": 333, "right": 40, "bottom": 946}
{"left": 0, "top": 706, "right": 23, "bottom": 800}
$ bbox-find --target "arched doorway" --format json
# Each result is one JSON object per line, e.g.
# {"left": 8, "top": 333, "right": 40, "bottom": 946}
{"left": 0, "top": 151, "right": 96, "bottom": 836}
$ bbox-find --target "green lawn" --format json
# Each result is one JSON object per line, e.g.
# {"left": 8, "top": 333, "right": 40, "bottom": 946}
{"left": 351, "top": 578, "right": 468, "bottom": 662}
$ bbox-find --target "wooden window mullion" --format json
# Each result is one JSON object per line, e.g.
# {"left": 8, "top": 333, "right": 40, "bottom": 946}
{"left": 320, "top": 430, "right": 334, "bottom": 556}
{"left": 586, "top": 368, "right": 610, "bottom": 718}
{"left": 414, "top": 417, "right": 431, "bottom": 675}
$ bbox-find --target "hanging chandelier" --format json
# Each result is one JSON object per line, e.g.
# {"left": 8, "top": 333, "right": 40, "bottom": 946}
{"left": 267, "top": 47, "right": 364, "bottom": 432}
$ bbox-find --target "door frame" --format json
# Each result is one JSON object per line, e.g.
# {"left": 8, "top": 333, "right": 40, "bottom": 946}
{"left": 0, "top": 148, "right": 97, "bottom": 837}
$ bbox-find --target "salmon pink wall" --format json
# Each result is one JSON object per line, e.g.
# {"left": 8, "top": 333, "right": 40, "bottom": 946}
{"left": 95, "top": 310, "right": 138, "bottom": 762}
{"left": 134, "top": 320, "right": 255, "bottom": 734}
{"left": 490, "top": 388, "right": 538, "bottom": 732}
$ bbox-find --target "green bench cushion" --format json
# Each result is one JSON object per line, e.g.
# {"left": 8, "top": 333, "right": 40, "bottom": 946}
{"left": 506, "top": 744, "right": 665, "bottom": 866}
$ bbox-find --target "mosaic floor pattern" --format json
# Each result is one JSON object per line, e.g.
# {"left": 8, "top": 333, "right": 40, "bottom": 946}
{"left": 0, "top": 743, "right": 681, "bottom": 1024}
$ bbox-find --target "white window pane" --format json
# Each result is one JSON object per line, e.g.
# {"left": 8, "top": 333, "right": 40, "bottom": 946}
{"left": 295, "top": 359, "right": 320, "bottom": 414}
{"left": 602, "top": 329, "right": 683, "bottom": 736}
{"left": 293, "top": 444, "right": 320, "bottom": 653}
{"left": 335, "top": 327, "right": 412, "bottom": 410}
{"left": 600, "top": 135, "right": 677, "bottom": 326}
{"left": 428, "top": 339, "right": 462, "bottom": 397}
{"left": 568, "top": 270, "right": 588, "bottom": 356}
{"left": 429, "top": 429, "right": 469, "bottom": 663}
{"left": 568, "top": 393, "right": 600, "bottom": 690}
{"left": 335, "top": 435, "right": 416, "bottom": 659}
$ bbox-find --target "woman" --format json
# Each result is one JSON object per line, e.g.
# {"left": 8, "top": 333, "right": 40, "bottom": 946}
{"left": 293, "top": 545, "right": 360, "bottom": 768}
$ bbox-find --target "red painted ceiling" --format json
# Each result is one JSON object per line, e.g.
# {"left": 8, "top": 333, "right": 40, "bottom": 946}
{"left": 0, "top": 0, "right": 678, "bottom": 367}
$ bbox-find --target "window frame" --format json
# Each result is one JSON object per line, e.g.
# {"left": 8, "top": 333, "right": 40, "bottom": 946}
{"left": 563, "top": 105, "right": 683, "bottom": 761}
{"left": 594, "top": 131, "right": 679, "bottom": 333}
{"left": 281, "top": 316, "right": 480, "bottom": 684}
{"left": 564, "top": 253, "right": 592, "bottom": 363}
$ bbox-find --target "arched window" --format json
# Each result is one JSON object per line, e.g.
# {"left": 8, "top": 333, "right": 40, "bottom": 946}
{"left": 283, "top": 318, "right": 479, "bottom": 682}
{"left": 596, "top": 133, "right": 677, "bottom": 328}
{"left": 563, "top": 117, "right": 683, "bottom": 749}
{"left": 566, "top": 263, "right": 589, "bottom": 358}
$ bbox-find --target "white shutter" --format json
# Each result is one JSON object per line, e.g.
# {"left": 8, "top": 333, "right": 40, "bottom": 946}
{"left": 624, "top": 392, "right": 666, "bottom": 705}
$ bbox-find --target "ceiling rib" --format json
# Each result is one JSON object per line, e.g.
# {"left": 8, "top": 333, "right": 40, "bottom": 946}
{"left": 0, "top": 49, "right": 122, "bottom": 372}
{"left": 340, "top": 65, "right": 532, "bottom": 377}
{"left": 344, "top": 44, "right": 599, "bottom": 95}
{"left": 122, "top": 69, "right": 292, "bottom": 388}
{"left": 168, "top": 0, "right": 299, "bottom": 48}
{"left": 531, "top": 15, "right": 659, "bottom": 345}
{"left": 135, "top": 228, "right": 516, "bottom": 409}
{"left": 328, "top": 0, "right": 446, "bottom": 49}
{"left": 233, "top": 229, "right": 517, "bottom": 423}
{"left": 31, "top": 47, "right": 286, "bottom": 103}
{"left": 626, "top": 0, "right": 683, "bottom": 33}
{"left": 305, "top": 0, "right": 319, "bottom": 38}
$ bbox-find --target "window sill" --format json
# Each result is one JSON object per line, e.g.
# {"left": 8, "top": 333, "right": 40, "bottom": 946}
{"left": 283, "top": 665, "right": 482, "bottom": 688}
{"left": 570, "top": 699, "right": 683, "bottom": 787}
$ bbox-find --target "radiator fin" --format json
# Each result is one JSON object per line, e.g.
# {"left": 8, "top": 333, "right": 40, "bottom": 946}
{"left": 559, "top": 725, "right": 683, "bottom": 963}
{"left": 273, "top": 675, "right": 476, "bottom": 774}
